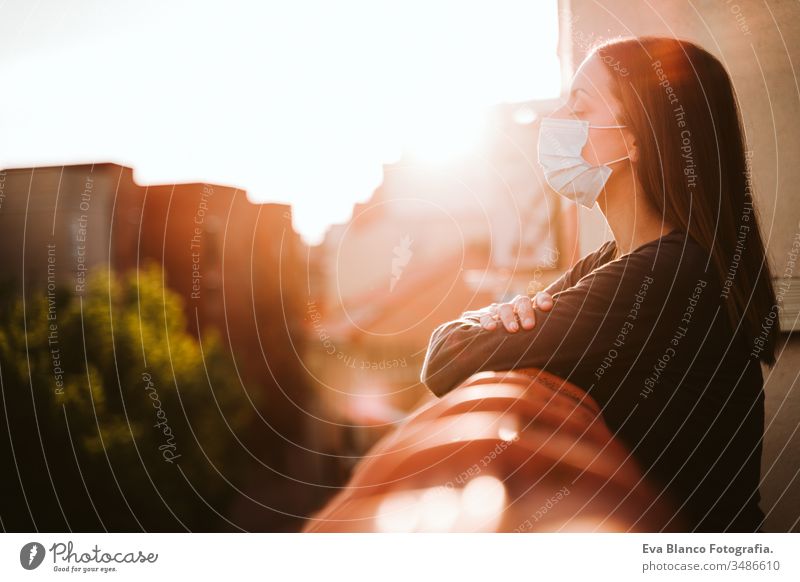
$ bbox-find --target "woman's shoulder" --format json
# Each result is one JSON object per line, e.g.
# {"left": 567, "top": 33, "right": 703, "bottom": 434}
{"left": 585, "top": 229, "right": 716, "bottom": 292}
{"left": 566, "top": 229, "right": 716, "bottom": 297}
{"left": 552, "top": 239, "right": 617, "bottom": 290}
{"left": 615, "top": 229, "right": 722, "bottom": 298}
{"left": 612, "top": 228, "right": 710, "bottom": 267}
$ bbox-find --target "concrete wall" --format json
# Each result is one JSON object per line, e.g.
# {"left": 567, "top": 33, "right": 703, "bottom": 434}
{"left": 563, "top": 0, "right": 800, "bottom": 532}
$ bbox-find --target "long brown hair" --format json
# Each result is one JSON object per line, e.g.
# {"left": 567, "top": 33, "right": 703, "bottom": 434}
{"left": 590, "top": 36, "right": 778, "bottom": 366}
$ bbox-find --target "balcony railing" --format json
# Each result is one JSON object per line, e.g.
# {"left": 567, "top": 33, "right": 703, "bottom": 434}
{"left": 304, "top": 368, "right": 687, "bottom": 532}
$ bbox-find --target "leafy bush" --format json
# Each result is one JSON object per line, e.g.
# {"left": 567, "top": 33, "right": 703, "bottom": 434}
{"left": 0, "top": 265, "right": 259, "bottom": 531}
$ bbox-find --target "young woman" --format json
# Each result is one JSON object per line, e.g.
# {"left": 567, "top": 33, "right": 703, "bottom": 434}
{"left": 420, "top": 36, "right": 779, "bottom": 532}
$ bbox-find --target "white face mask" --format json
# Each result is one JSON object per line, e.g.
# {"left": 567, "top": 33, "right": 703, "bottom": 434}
{"left": 537, "top": 117, "right": 630, "bottom": 208}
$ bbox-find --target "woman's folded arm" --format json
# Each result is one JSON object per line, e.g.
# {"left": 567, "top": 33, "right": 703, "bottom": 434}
{"left": 455, "top": 241, "right": 613, "bottom": 325}
{"left": 420, "top": 248, "right": 676, "bottom": 398}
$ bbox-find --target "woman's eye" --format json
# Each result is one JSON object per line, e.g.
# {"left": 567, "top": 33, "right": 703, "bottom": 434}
{"left": 568, "top": 105, "right": 586, "bottom": 118}
{"left": 564, "top": 97, "right": 586, "bottom": 115}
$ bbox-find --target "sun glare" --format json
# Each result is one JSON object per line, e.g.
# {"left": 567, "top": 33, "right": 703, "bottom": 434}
{"left": 402, "top": 106, "right": 490, "bottom": 164}
{"left": 0, "top": 0, "right": 562, "bottom": 244}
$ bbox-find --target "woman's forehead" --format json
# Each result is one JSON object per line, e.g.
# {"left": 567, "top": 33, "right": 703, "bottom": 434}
{"left": 569, "top": 54, "right": 624, "bottom": 117}
{"left": 571, "top": 54, "right": 613, "bottom": 95}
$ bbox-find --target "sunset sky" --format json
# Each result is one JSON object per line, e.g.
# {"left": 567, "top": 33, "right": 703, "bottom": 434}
{"left": 0, "top": 0, "right": 562, "bottom": 243}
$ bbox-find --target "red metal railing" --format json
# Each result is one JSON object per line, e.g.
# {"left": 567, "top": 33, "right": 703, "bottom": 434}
{"left": 304, "top": 368, "right": 686, "bottom": 532}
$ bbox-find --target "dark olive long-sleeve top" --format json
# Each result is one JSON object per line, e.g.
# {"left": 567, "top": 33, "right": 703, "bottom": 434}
{"left": 420, "top": 229, "right": 766, "bottom": 532}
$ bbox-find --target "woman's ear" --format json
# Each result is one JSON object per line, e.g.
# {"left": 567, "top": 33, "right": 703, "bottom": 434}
{"left": 628, "top": 135, "right": 639, "bottom": 164}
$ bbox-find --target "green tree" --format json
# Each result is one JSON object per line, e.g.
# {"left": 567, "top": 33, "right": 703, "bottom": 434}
{"left": 0, "top": 265, "right": 260, "bottom": 531}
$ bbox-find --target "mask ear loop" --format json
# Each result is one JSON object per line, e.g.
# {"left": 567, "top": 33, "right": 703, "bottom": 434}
{"left": 603, "top": 154, "right": 630, "bottom": 165}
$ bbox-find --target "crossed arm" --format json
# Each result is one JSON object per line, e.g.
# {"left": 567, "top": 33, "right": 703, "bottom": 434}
{"left": 419, "top": 248, "right": 662, "bottom": 398}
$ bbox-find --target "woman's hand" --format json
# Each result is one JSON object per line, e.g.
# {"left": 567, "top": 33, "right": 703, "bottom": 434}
{"left": 478, "top": 292, "right": 554, "bottom": 333}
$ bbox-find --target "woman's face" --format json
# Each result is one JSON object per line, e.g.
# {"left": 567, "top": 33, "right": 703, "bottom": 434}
{"left": 549, "top": 53, "right": 635, "bottom": 167}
